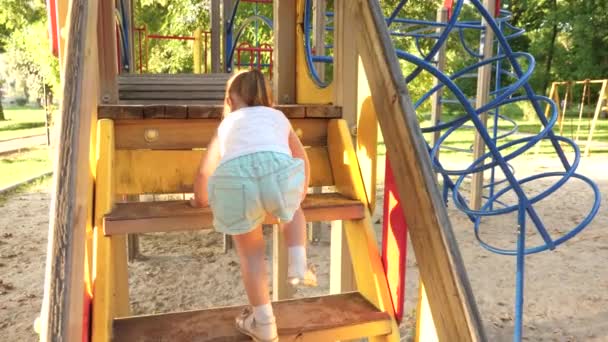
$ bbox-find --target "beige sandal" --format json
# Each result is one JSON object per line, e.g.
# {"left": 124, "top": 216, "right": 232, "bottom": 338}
{"left": 235, "top": 307, "right": 279, "bottom": 342}
{"left": 288, "top": 266, "right": 318, "bottom": 288}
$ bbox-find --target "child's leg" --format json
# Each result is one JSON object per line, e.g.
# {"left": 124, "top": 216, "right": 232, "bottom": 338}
{"left": 233, "top": 225, "right": 277, "bottom": 340}
{"left": 282, "top": 208, "right": 316, "bottom": 286}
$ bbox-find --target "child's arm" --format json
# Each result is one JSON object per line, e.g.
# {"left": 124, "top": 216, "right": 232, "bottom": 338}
{"left": 288, "top": 129, "right": 310, "bottom": 199}
{"left": 191, "top": 135, "right": 221, "bottom": 207}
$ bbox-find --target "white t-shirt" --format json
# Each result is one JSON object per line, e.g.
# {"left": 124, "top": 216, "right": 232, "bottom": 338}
{"left": 217, "top": 106, "right": 292, "bottom": 164}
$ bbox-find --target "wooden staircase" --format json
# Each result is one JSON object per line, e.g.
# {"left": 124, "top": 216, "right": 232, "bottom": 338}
{"left": 92, "top": 102, "right": 399, "bottom": 342}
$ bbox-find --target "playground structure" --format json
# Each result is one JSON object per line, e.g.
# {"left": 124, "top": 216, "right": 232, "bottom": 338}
{"left": 545, "top": 79, "right": 608, "bottom": 156}
{"left": 38, "top": 1, "right": 601, "bottom": 342}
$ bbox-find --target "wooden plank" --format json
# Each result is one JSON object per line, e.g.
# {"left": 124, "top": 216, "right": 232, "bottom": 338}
{"left": 114, "top": 147, "right": 333, "bottom": 195}
{"left": 332, "top": 0, "right": 359, "bottom": 297}
{"left": 97, "top": 104, "right": 144, "bottom": 119}
{"left": 99, "top": 104, "right": 341, "bottom": 119}
{"left": 273, "top": 0, "right": 297, "bottom": 103}
{"left": 273, "top": 224, "right": 291, "bottom": 300}
{"left": 39, "top": 0, "right": 98, "bottom": 340}
{"left": 119, "top": 99, "right": 223, "bottom": 105}
{"left": 275, "top": 104, "right": 306, "bottom": 118}
{"left": 352, "top": 1, "right": 486, "bottom": 340}
{"left": 97, "top": 0, "right": 118, "bottom": 104}
{"left": 114, "top": 119, "right": 330, "bottom": 150}
{"left": 118, "top": 73, "right": 231, "bottom": 83}
{"left": 470, "top": 0, "right": 496, "bottom": 211}
{"left": 112, "top": 292, "right": 390, "bottom": 342}
{"left": 91, "top": 120, "right": 130, "bottom": 342}
{"left": 119, "top": 91, "right": 225, "bottom": 100}
{"left": 187, "top": 105, "right": 224, "bottom": 119}
{"left": 118, "top": 84, "right": 226, "bottom": 92}
{"left": 104, "top": 193, "right": 365, "bottom": 235}
{"left": 305, "top": 104, "right": 342, "bottom": 118}
{"left": 211, "top": 0, "right": 221, "bottom": 73}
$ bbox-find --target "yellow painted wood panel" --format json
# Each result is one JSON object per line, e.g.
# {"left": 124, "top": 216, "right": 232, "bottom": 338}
{"left": 114, "top": 147, "right": 334, "bottom": 195}
{"left": 357, "top": 58, "right": 378, "bottom": 211}
{"left": 416, "top": 281, "right": 439, "bottom": 342}
{"left": 114, "top": 118, "right": 331, "bottom": 149}
{"left": 92, "top": 120, "right": 129, "bottom": 342}
{"left": 327, "top": 119, "right": 368, "bottom": 203}
{"left": 296, "top": 0, "right": 334, "bottom": 104}
{"left": 326, "top": 118, "right": 399, "bottom": 341}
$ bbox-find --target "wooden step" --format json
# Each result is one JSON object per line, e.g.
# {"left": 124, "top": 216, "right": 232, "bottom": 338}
{"left": 98, "top": 104, "right": 342, "bottom": 120}
{"left": 112, "top": 292, "right": 392, "bottom": 342}
{"left": 104, "top": 193, "right": 364, "bottom": 236}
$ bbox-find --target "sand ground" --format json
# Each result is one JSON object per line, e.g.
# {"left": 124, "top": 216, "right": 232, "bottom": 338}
{"left": 1, "top": 155, "right": 606, "bottom": 341}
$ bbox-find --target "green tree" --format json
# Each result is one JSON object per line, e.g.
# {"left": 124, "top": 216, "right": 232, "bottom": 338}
{"left": 0, "top": 0, "right": 46, "bottom": 52}
{"left": 5, "top": 21, "right": 60, "bottom": 104}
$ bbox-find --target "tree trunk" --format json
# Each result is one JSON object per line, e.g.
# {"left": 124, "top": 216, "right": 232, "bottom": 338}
{"left": 0, "top": 89, "right": 5, "bottom": 121}
{"left": 542, "top": 0, "right": 558, "bottom": 93}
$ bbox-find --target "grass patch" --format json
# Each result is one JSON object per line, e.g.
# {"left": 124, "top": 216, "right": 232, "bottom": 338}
{"left": 0, "top": 147, "right": 52, "bottom": 189}
{"left": 0, "top": 174, "right": 51, "bottom": 203}
{"left": 0, "top": 107, "right": 47, "bottom": 141}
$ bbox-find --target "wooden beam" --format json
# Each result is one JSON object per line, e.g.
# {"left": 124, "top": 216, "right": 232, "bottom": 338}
{"left": 222, "top": 0, "right": 236, "bottom": 71}
{"left": 330, "top": 0, "right": 358, "bottom": 295}
{"left": 98, "top": 0, "right": 119, "bottom": 104}
{"left": 211, "top": 0, "right": 221, "bottom": 73}
{"left": 351, "top": 1, "right": 486, "bottom": 341}
{"left": 91, "top": 120, "right": 130, "bottom": 342}
{"left": 584, "top": 80, "right": 607, "bottom": 156}
{"left": 273, "top": 0, "right": 297, "bottom": 103}
{"left": 273, "top": 224, "right": 292, "bottom": 300}
{"left": 126, "top": 0, "right": 135, "bottom": 73}
{"left": 470, "top": 0, "right": 496, "bottom": 211}
{"left": 39, "top": 0, "right": 100, "bottom": 340}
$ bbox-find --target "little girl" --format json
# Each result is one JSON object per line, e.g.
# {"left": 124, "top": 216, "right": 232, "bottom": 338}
{"left": 191, "top": 70, "right": 316, "bottom": 341}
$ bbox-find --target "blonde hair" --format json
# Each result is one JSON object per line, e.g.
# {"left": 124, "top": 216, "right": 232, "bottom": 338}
{"left": 224, "top": 70, "right": 273, "bottom": 116}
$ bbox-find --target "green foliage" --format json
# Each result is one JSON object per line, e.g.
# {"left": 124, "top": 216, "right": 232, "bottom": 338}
{"left": 0, "top": 0, "right": 46, "bottom": 52}
{"left": 3, "top": 21, "right": 60, "bottom": 104}
{"left": 135, "top": 0, "right": 212, "bottom": 73}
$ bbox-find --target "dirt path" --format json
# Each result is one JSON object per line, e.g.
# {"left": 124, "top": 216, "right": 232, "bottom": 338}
{"left": 0, "top": 135, "right": 47, "bottom": 155}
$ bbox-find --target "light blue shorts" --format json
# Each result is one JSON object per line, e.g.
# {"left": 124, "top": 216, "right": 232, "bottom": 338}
{"left": 208, "top": 151, "right": 305, "bottom": 235}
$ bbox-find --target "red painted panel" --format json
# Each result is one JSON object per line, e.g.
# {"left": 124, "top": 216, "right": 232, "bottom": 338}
{"left": 45, "top": 0, "right": 59, "bottom": 57}
{"left": 381, "top": 157, "right": 408, "bottom": 323}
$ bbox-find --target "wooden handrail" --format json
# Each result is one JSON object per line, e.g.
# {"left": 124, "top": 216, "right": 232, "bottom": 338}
{"left": 39, "top": 0, "right": 100, "bottom": 340}
{"left": 350, "top": 0, "right": 486, "bottom": 341}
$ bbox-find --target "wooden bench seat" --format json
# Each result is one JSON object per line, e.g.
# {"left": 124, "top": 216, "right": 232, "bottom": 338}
{"left": 112, "top": 292, "right": 392, "bottom": 342}
{"left": 104, "top": 193, "right": 365, "bottom": 236}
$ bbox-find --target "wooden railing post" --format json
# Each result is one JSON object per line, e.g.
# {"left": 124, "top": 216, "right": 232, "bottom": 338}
{"left": 39, "top": 0, "right": 101, "bottom": 340}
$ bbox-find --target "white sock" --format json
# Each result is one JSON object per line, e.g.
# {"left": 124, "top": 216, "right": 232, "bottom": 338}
{"left": 253, "top": 303, "right": 275, "bottom": 324}
{"left": 288, "top": 246, "right": 307, "bottom": 278}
